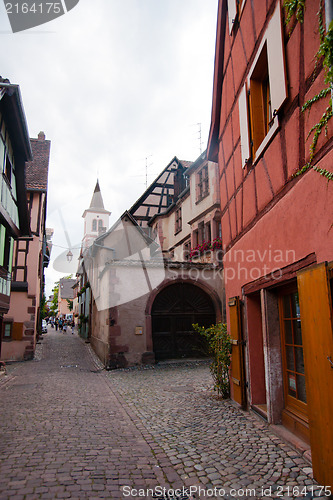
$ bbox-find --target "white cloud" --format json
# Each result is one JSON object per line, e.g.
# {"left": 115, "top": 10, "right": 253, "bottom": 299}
{"left": 0, "top": 0, "right": 218, "bottom": 296}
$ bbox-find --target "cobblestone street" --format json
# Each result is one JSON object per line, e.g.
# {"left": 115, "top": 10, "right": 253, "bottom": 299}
{"left": 0, "top": 330, "right": 328, "bottom": 500}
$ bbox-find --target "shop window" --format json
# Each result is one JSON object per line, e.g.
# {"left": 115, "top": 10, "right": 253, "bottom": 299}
{"left": 238, "top": 2, "right": 287, "bottom": 166}
{"left": 279, "top": 290, "right": 308, "bottom": 421}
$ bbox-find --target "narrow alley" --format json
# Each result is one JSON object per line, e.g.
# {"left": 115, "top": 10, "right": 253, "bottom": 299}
{"left": 0, "top": 330, "right": 328, "bottom": 500}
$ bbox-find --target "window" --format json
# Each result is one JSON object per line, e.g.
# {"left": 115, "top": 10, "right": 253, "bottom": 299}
{"left": 98, "top": 219, "right": 103, "bottom": 230}
{"left": 227, "top": 0, "right": 245, "bottom": 33}
{"left": 198, "top": 222, "right": 205, "bottom": 245}
{"left": 197, "top": 166, "right": 209, "bottom": 201}
{"left": 175, "top": 207, "right": 182, "bottom": 233}
{"left": 2, "top": 322, "right": 12, "bottom": 340}
{"left": 238, "top": 2, "right": 287, "bottom": 166}
{"left": 248, "top": 43, "right": 273, "bottom": 155}
{"left": 92, "top": 219, "right": 97, "bottom": 231}
{"left": 279, "top": 290, "right": 308, "bottom": 420}
{"left": 183, "top": 240, "right": 191, "bottom": 261}
{"left": 205, "top": 222, "right": 211, "bottom": 242}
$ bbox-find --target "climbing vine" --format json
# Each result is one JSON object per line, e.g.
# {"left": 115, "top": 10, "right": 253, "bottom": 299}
{"left": 283, "top": 0, "right": 333, "bottom": 180}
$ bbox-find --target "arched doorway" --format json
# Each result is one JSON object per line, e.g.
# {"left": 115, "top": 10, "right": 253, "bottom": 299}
{"left": 151, "top": 282, "right": 216, "bottom": 360}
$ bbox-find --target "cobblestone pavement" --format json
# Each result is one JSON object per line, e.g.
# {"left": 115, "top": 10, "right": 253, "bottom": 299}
{"left": 0, "top": 330, "right": 328, "bottom": 500}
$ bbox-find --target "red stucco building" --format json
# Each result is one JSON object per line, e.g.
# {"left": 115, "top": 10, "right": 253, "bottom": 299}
{"left": 208, "top": 0, "right": 333, "bottom": 486}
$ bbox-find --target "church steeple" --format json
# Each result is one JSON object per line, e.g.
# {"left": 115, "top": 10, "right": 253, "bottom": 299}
{"left": 82, "top": 180, "right": 111, "bottom": 249}
{"left": 89, "top": 180, "right": 105, "bottom": 210}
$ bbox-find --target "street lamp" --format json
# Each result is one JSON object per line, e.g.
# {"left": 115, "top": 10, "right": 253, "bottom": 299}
{"left": 66, "top": 250, "right": 73, "bottom": 262}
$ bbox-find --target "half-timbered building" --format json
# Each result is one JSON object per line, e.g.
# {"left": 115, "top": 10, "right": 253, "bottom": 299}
{"left": 208, "top": 0, "right": 333, "bottom": 485}
{"left": 2, "top": 131, "right": 51, "bottom": 361}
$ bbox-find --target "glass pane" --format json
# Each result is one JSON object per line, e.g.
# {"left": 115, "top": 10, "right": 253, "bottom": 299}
{"left": 282, "top": 295, "right": 291, "bottom": 318}
{"left": 296, "top": 374, "right": 307, "bottom": 403}
{"left": 293, "top": 319, "right": 302, "bottom": 345}
{"left": 284, "top": 320, "right": 293, "bottom": 344}
{"left": 3, "top": 323, "right": 11, "bottom": 337}
{"left": 286, "top": 346, "right": 295, "bottom": 370}
{"left": 291, "top": 292, "right": 300, "bottom": 318}
{"left": 287, "top": 373, "right": 297, "bottom": 397}
{"left": 295, "top": 347, "right": 305, "bottom": 374}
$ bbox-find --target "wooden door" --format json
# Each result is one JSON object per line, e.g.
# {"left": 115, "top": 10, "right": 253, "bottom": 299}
{"left": 297, "top": 262, "right": 333, "bottom": 487}
{"left": 229, "top": 296, "right": 246, "bottom": 408}
{"left": 152, "top": 283, "right": 216, "bottom": 360}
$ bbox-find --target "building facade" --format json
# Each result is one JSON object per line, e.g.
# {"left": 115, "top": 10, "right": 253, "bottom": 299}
{"left": 208, "top": 0, "right": 333, "bottom": 485}
{"left": 82, "top": 155, "right": 224, "bottom": 368}
{"left": 2, "top": 132, "right": 51, "bottom": 361}
{"left": 0, "top": 79, "right": 31, "bottom": 361}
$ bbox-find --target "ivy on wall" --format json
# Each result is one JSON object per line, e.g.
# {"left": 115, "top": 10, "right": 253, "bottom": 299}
{"left": 284, "top": 0, "right": 333, "bottom": 180}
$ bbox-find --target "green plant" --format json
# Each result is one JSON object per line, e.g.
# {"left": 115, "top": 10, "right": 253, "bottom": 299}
{"left": 66, "top": 299, "right": 73, "bottom": 311}
{"left": 284, "top": 0, "right": 333, "bottom": 181}
{"left": 192, "top": 322, "right": 231, "bottom": 398}
{"left": 283, "top": 0, "right": 306, "bottom": 23}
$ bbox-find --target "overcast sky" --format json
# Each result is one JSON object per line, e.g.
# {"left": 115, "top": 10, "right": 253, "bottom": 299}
{"left": 0, "top": 0, "right": 218, "bottom": 297}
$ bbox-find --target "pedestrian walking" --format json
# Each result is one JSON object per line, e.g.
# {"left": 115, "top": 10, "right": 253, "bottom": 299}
{"left": 59, "top": 318, "right": 63, "bottom": 331}
{"left": 55, "top": 318, "right": 58, "bottom": 331}
{"left": 71, "top": 321, "right": 75, "bottom": 335}
{"left": 63, "top": 321, "right": 67, "bottom": 333}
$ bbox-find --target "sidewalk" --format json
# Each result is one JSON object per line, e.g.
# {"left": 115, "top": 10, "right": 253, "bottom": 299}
{"left": 0, "top": 330, "right": 328, "bottom": 500}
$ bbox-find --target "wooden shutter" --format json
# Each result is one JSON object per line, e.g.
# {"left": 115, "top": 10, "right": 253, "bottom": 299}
{"left": 229, "top": 296, "right": 246, "bottom": 408}
{"left": 266, "top": 2, "right": 287, "bottom": 114}
{"left": 12, "top": 322, "right": 24, "bottom": 341}
{"left": 239, "top": 84, "right": 251, "bottom": 167}
{"left": 297, "top": 263, "right": 333, "bottom": 487}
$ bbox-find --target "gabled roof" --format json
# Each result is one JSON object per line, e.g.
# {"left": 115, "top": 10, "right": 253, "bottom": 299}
{"left": 25, "top": 132, "right": 50, "bottom": 191}
{"left": 129, "top": 156, "right": 192, "bottom": 227}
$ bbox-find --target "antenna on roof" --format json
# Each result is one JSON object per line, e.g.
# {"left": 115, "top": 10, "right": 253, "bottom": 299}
{"left": 145, "top": 155, "right": 153, "bottom": 188}
{"left": 197, "top": 123, "right": 203, "bottom": 154}
{"left": 191, "top": 123, "right": 204, "bottom": 154}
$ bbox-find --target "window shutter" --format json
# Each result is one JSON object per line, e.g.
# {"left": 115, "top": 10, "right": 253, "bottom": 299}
{"left": 239, "top": 84, "right": 251, "bottom": 167}
{"left": 12, "top": 322, "right": 24, "bottom": 341}
{"left": 266, "top": 3, "right": 287, "bottom": 114}
{"left": 297, "top": 263, "right": 333, "bottom": 487}
{"left": 227, "top": 0, "right": 237, "bottom": 33}
{"left": 229, "top": 296, "right": 246, "bottom": 408}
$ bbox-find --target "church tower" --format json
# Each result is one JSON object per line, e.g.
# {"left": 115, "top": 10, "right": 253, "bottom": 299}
{"left": 82, "top": 180, "right": 111, "bottom": 249}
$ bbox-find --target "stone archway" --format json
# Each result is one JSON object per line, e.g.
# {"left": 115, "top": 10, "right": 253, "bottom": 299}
{"left": 151, "top": 282, "right": 216, "bottom": 360}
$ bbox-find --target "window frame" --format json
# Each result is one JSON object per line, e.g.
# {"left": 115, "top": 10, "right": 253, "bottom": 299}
{"left": 175, "top": 206, "right": 182, "bottom": 234}
{"left": 197, "top": 165, "right": 209, "bottom": 202}
{"left": 2, "top": 321, "right": 12, "bottom": 341}
{"left": 238, "top": 2, "right": 287, "bottom": 167}
{"left": 279, "top": 288, "right": 308, "bottom": 423}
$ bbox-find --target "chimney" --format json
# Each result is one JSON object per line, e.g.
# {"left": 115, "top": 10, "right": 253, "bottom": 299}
{"left": 38, "top": 131, "right": 45, "bottom": 141}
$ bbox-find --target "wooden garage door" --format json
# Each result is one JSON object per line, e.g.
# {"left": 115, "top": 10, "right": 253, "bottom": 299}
{"left": 152, "top": 283, "right": 216, "bottom": 360}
